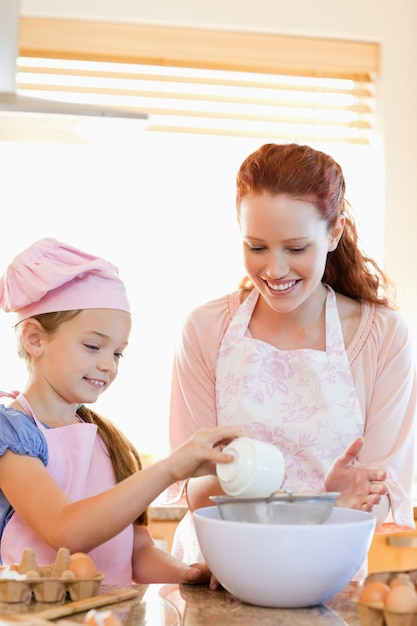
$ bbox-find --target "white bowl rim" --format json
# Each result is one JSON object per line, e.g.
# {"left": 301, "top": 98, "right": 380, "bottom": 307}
{"left": 194, "top": 504, "right": 376, "bottom": 530}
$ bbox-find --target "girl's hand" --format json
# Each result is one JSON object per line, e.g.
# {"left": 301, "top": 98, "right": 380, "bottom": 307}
{"left": 165, "top": 426, "right": 248, "bottom": 483}
{"left": 324, "top": 436, "right": 388, "bottom": 512}
{"left": 178, "top": 562, "right": 221, "bottom": 589}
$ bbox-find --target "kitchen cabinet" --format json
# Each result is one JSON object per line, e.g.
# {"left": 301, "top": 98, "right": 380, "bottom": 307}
{"left": 148, "top": 505, "right": 187, "bottom": 552}
{"left": 368, "top": 522, "right": 417, "bottom": 573}
{"left": 148, "top": 519, "right": 179, "bottom": 552}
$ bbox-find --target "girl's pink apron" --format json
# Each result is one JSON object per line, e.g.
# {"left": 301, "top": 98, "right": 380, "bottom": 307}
{"left": 216, "top": 286, "right": 364, "bottom": 490}
{"left": 1, "top": 394, "right": 133, "bottom": 584}
{"left": 172, "top": 286, "right": 364, "bottom": 564}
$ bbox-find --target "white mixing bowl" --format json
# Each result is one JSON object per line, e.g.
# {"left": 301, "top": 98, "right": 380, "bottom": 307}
{"left": 193, "top": 505, "right": 375, "bottom": 608}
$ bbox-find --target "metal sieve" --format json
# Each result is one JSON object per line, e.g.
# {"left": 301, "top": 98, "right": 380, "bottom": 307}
{"left": 210, "top": 491, "right": 340, "bottom": 525}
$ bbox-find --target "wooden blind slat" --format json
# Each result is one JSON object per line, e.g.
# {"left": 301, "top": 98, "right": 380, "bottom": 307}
{"left": 19, "top": 18, "right": 379, "bottom": 80}
{"left": 17, "top": 65, "right": 374, "bottom": 98}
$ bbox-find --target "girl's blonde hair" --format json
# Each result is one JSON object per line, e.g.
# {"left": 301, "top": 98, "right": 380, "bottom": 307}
{"left": 16, "top": 310, "right": 147, "bottom": 525}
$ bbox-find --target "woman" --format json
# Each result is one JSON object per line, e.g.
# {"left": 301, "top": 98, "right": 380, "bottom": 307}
{"left": 169, "top": 143, "right": 416, "bottom": 563}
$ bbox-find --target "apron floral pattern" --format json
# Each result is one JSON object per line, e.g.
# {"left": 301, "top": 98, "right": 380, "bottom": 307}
{"left": 216, "top": 286, "right": 364, "bottom": 491}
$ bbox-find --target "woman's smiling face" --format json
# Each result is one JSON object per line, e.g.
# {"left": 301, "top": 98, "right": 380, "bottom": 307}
{"left": 239, "top": 193, "right": 344, "bottom": 314}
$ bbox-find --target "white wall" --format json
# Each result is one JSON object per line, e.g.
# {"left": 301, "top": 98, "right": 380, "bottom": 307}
{"left": 20, "top": 0, "right": 417, "bottom": 331}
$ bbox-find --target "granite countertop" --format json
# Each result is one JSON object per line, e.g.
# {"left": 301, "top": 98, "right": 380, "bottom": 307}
{"left": 0, "top": 581, "right": 364, "bottom": 625}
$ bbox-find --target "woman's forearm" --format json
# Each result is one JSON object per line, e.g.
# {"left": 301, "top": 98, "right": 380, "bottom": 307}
{"left": 185, "top": 475, "right": 223, "bottom": 511}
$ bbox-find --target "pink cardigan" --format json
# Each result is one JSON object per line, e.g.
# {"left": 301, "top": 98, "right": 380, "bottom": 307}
{"left": 169, "top": 290, "right": 417, "bottom": 530}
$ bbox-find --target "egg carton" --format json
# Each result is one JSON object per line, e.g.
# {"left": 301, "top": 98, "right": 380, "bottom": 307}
{"left": 0, "top": 548, "right": 104, "bottom": 604}
{"left": 358, "top": 569, "right": 417, "bottom": 626}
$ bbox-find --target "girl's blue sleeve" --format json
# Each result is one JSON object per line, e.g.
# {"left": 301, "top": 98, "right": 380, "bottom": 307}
{"left": 0, "top": 405, "right": 48, "bottom": 464}
{"left": 0, "top": 405, "right": 48, "bottom": 553}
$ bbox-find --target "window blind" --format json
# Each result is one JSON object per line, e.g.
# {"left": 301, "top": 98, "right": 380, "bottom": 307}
{"left": 16, "top": 19, "right": 379, "bottom": 145}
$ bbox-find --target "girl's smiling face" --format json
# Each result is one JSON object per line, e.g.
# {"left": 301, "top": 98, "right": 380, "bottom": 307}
{"left": 239, "top": 193, "right": 344, "bottom": 314}
{"left": 36, "top": 308, "right": 131, "bottom": 405}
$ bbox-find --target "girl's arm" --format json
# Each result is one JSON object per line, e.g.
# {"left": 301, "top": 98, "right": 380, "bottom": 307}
{"left": 131, "top": 524, "right": 213, "bottom": 585}
{"left": 0, "top": 425, "right": 246, "bottom": 554}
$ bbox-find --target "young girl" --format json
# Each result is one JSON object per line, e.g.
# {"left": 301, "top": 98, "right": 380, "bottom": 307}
{"left": 169, "top": 142, "right": 417, "bottom": 563}
{"left": 0, "top": 237, "right": 246, "bottom": 585}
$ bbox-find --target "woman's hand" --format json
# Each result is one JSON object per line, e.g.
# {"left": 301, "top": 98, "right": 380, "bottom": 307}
{"left": 324, "top": 437, "right": 388, "bottom": 512}
{"left": 164, "top": 426, "right": 247, "bottom": 483}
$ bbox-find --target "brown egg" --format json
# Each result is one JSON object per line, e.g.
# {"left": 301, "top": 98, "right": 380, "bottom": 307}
{"left": 359, "top": 580, "right": 391, "bottom": 607}
{"left": 389, "top": 573, "right": 415, "bottom": 589}
{"left": 70, "top": 552, "right": 90, "bottom": 561}
{"left": 0, "top": 563, "right": 19, "bottom": 572}
{"left": 68, "top": 553, "right": 97, "bottom": 579}
{"left": 385, "top": 584, "right": 417, "bottom": 613}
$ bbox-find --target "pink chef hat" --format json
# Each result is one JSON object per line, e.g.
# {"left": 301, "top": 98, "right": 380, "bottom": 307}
{"left": 0, "top": 238, "right": 131, "bottom": 322}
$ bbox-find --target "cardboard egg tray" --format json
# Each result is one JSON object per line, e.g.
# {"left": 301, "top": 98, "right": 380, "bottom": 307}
{"left": 0, "top": 548, "right": 104, "bottom": 604}
{"left": 358, "top": 569, "right": 417, "bottom": 626}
